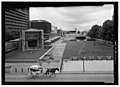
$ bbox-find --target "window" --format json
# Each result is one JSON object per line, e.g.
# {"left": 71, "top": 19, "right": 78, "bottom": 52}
{"left": 15, "top": 68, "right": 17, "bottom": 73}
{"left": 21, "top": 68, "right": 23, "bottom": 73}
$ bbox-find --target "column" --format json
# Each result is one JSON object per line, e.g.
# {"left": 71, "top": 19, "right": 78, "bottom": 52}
{"left": 37, "top": 40, "right": 39, "bottom": 49}
{"left": 41, "top": 30, "right": 44, "bottom": 49}
{"left": 26, "top": 41, "right": 28, "bottom": 50}
{"left": 21, "top": 30, "right": 25, "bottom": 51}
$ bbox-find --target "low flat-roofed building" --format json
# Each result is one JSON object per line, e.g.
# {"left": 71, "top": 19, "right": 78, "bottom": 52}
{"left": 20, "top": 28, "right": 44, "bottom": 51}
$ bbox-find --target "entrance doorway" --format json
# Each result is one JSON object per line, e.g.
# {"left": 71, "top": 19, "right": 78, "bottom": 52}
{"left": 28, "top": 39, "right": 37, "bottom": 49}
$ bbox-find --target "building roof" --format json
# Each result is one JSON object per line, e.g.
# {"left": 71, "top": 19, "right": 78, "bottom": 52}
{"left": 9, "top": 38, "right": 20, "bottom": 42}
{"left": 31, "top": 20, "right": 49, "bottom": 23}
{"left": 24, "top": 28, "right": 43, "bottom": 32}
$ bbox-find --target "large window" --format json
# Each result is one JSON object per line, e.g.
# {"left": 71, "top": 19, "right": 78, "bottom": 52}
{"left": 28, "top": 39, "right": 37, "bottom": 48}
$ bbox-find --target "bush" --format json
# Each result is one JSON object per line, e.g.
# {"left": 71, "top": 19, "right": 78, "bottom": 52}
{"left": 70, "top": 39, "right": 77, "bottom": 41}
{"left": 87, "top": 38, "right": 96, "bottom": 41}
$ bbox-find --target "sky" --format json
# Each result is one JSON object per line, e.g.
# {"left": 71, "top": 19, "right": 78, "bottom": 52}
{"left": 30, "top": 4, "right": 114, "bottom": 31}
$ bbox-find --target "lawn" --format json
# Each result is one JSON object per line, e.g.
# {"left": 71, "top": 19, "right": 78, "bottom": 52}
{"left": 5, "top": 48, "right": 50, "bottom": 62}
{"left": 83, "top": 41, "right": 113, "bottom": 57}
{"left": 62, "top": 40, "right": 113, "bottom": 60}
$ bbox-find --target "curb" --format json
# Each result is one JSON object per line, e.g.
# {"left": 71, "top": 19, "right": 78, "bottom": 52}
{"left": 39, "top": 46, "right": 54, "bottom": 60}
{"left": 61, "top": 71, "right": 113, "bottom": 74}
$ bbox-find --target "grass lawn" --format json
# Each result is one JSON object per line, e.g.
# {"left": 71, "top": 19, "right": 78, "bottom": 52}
{"left": 62, "top": 40, "right": 113, "bottom": 60}
{"left": 83, "top": 41, "right": 113, "bottom": 57}
{"left": 5, "top": 48, "right": 50, "bottom": 62}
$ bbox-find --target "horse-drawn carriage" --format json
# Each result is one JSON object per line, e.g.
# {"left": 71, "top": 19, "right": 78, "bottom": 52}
{"left": 28, "top": 65, "right": 59, "bottom": 77}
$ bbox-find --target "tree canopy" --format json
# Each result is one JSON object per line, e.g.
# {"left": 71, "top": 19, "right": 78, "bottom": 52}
{"left": 5, "top": 30, "right": 20, "bottom": 42}
{"left": 87, "top": 20, "right": 114, "bottom": 42}
{"left": 100, "top": 20, "right": 114, "bottom": 41}
{"left": 87, "top": 25, "right": 101, "bottom": 38}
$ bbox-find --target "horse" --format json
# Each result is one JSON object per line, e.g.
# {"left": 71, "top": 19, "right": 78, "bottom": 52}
{"left": 44, "top": 68, "right": 59, "bottom": 77}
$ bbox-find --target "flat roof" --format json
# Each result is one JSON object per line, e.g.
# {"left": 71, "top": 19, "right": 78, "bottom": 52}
{"left": 9, "top": 38, "right": 20, "bottom": 42}
{"left": 24, "top": 28, "right": 43, "bottom": 32}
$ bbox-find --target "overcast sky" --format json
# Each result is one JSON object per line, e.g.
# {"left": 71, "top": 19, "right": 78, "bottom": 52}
{"left": 30, "top": 4, "right": 114, "bottom": 31}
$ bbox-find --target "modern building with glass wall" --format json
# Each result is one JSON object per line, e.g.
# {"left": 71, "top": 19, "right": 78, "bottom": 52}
{"left": 5, "top": 7, "right": 29, "bottom": 51}
{"left": 5, "top": 8, "right": 29, "bottom": 32}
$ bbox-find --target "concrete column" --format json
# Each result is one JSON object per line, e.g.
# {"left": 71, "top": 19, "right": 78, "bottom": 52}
{"left": 21, "top": 30, "right": 25, "bottom": 51}
{"left": 26, "top": 41, "right": 28, "bottom": 50}
{"left": 41, "top": 30, "right": 44, "bottom": 49}
{"left": 37, "top": 40, "right": 39, "bottom": 48}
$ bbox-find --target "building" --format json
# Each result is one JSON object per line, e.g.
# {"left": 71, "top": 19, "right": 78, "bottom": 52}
{"left": 30, "top": 20, "right": 60, "bottom": 40}
{"left": 68, "top": 30, "right": 76, "bottom": 34}
{"left": 52, "top": 26, "right": 58, "bottom": 33}
{"left": 30, "top": 20, "right": 51, "bottom": 33}
{"left": 81, "top": 31, "right": 88, "bottom": 36}
{"left": 21, "top": 28, "right": 44, "bottom": 51}
{"left": 5, "top": 7, "right": 29, "bottom": 52}
{"left": 5, "top": 8, "right": 29, "bottom": 38}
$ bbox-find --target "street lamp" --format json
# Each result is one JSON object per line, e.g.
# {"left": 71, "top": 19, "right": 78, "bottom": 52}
{"left": 82, "top": 50, "right": 85, "bottom": 72}
{"left": 83, "top": 56, "right": 85, "bottom": 72}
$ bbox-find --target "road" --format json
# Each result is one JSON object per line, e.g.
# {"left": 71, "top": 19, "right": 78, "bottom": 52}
{"left": 5, "top": 73, "right": 114, "bottom": 83}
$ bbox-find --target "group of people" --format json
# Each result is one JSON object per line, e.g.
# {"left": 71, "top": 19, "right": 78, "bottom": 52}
{"left": 28, "top": 65, "right": 59, "bottom": 77}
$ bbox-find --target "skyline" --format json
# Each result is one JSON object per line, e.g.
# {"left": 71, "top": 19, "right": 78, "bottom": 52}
{"left": 30, "top": 4, "right": 113, "bottom": 31}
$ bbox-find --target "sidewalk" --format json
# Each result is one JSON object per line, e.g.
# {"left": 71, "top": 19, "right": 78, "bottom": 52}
{"left": 62, "top": 60, "right": 113, "bottom": 73}
{"left": 41, "top": 39, "right": 66, "bottom": 70}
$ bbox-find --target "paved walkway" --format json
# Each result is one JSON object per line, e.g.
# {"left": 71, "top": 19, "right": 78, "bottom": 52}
{"left": 41, "top": 39, "right": 66, "bottom": 70}
{"left": 62, "top": 60, "right": 113, "bottom": 72}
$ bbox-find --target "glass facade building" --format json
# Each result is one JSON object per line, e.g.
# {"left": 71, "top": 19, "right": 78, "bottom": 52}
{"left": 5, "top": 8, "right": 29, "bottom": 38}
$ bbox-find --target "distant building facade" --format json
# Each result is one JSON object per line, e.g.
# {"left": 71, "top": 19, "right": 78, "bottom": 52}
{"left": 81, "top": 31, "right": 88, "bottom": 36}
{"left": 68, "top": 30, "right": 76, "bottom": 34}
{"left": 52, "top": 26, "right": 58, "bottom": 33}
{"left": 30, "top": 20, "right": 51, "bottom": 33}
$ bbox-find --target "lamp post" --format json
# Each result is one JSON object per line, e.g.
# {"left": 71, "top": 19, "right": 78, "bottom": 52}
{"left": 82, "top": 50, "right": 85, "bottom": 72}
{"left": 83, "top": 56, "right": 85, "bottom": 72}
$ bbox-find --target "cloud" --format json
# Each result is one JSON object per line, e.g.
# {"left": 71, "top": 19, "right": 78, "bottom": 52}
{"left": 30, "top": 4, "right": 114, "bottom": 31}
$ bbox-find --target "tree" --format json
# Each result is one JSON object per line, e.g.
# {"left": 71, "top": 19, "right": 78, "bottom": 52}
{"left": 87, "top": 25, "right": 101, "bottom": 38}
{"left": 100, "top": 20, "right": 114, "bottom": 41}
{"left": 57, "top": 29, "right": 62, "bottom": 36}
{"left": 5, "top": 29, "right": 20, "bottom": 41}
